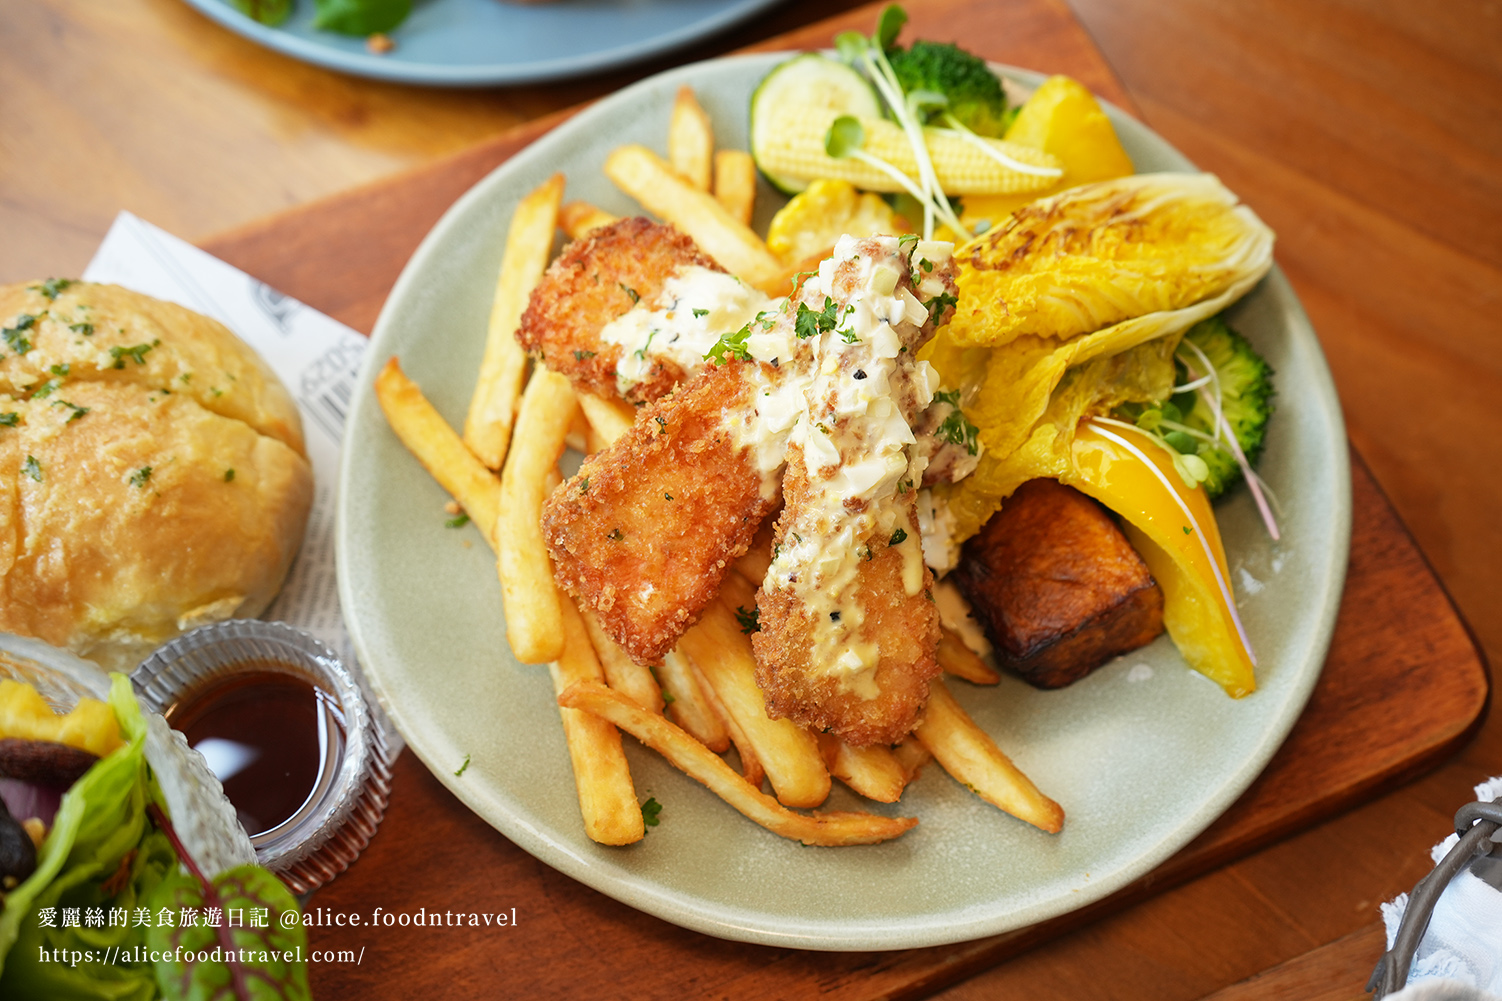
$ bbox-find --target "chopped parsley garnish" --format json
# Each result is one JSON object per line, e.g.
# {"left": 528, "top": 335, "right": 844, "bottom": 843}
{"left": 572, "top": 349, "right": 596, "bottom": 361}
{"left": 691, "top": 308, "right": 709, "bottom": 318}
{"left": 454, "top": 754, "right": 471, "bottom": 777}
{"left": 109, "top": 340, "right": 159, "bottom": 369}
{"left": 579, "top": 476, "right": 590, "bottom": 493}
{"left": 660, "top": 690, "right": 676, "bottom": 705}
{"left": 32, "top": 278, "right": 72, "bottom": 300}
{"left": 640, "top": 797, "right": 663, "bottom": 827}
{"left": 55, "top": 400, "right": 89, "bottom": 422}
{"left": 795, "top": 297, "right": 841, "bottom": 340}
{"left": 70, "top": 322, "right": 94, "bottom": 336}
{"left": 445, "top": 513, "right": 470, "bottom": 528}
{"left": 839, "top": 327, "right": 859, "bottom": 344}
{"left": 890, "top": 528, "right": 908, "bottom": 546}
{"left": 898, "top": 232, "right": 919, "bottom": 252}
{"left": 633, "top": 329, "right": 659, "bottom": 359}
{"left": 936, "top": 402, "right": 980, "bottom": 456}
{"left": 129, "top": 466, "right": 152, "bottom": 488}
{"left": 734, "top": 605, "right": 760, "bottom": 634}
{"left": 923, "top": 292, "right": 959, "bottom": 320}
{"left": 606, "top": 527, "right": 624, "bottom": 541}
{"left": 13, "top": 315, "right": 36, "bottom": 331}
{"left": 30, "top": 378, "right": 62, "bottom": 399}
{"left": 619, "top": 283, "right": 640, "bottom": 305}
{"left": 705, "top": 323, "right": 752, "bottom": 364}
{"left": 920, "top": 258, "right": 935, "bottom": 273}
{"left": 664, "top": 492, "right": 673, "bottom": 501}
{"left": 49, "top": 363, "right": 69, "bottom": 377}
{"left": 0, "top": 413, "right": 17, "bottom": 427}
{"left": 22, "top": 455, "right": 41, "bottom": 482}
{"left": 654, "top": 415, "right": 668, "bottom": 435}
{"left": 224, "top": 468, "right": 236, "bottom": 482}
{"left": 2, "top": 323, "right": 33, "bottom": 355}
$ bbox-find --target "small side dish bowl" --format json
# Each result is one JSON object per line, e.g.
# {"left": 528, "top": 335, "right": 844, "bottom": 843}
{"left": 131, "top": 620, "right": 393, "bottom": 894}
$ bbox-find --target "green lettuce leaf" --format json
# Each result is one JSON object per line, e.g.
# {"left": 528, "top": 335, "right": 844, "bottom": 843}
{"left": 0, "top": 674, "right": 172, "bottom": 999}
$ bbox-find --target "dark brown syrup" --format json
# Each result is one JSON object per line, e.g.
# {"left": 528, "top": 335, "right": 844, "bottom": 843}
{"left": 166, "top": 666, "right": 344, "bottom": 838}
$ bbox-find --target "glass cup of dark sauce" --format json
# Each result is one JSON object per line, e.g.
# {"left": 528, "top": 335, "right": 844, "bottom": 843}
{"left": 132, "top": 621, "right": 391, "bottom": 893}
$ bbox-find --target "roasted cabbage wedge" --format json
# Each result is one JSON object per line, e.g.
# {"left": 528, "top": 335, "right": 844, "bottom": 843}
{"left": 921, "top": 171, "right": 1273, "bottom": 695}
{"left": 947, "top": 172, "right": 1274, "bottom": 347}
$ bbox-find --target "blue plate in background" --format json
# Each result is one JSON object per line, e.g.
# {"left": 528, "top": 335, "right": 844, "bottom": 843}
{"left": 180, "top": 0, "right": 786, "bottom": 86}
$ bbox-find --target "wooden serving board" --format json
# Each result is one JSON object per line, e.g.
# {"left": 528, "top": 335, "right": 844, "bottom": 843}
{"left": 197, "top": 1, "right": 1489, "bottom": 997}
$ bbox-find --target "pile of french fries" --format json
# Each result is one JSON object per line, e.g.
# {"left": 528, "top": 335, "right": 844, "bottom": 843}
{"left": 375, "top": 86, "right": 1064, "bottom": 848}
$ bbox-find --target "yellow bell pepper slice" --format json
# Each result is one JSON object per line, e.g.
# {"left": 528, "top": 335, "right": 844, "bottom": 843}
{"left": 957, "top": 75, "right": 1136, "bottom": 232}
{"left": 1063, "top": 423, "right": 1257, "bottom": 698}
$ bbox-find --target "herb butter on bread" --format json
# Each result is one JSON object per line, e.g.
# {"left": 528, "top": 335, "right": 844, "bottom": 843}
{"left": 0, "top": 280, "right": 313, "bottom": 669}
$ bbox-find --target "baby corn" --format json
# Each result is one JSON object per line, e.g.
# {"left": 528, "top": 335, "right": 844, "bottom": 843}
{"left": 758, "top": 110, "right": 1061, "bottom": 195}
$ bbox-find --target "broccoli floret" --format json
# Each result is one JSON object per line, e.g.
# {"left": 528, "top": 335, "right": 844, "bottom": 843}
{"left": 885, "top": 41, "right": 1010, "bottom": 137}
{"left": 1176, "top": 316, "right": 1275, "bottom": 498}
{"left": 1111, "top": 315, "right": 1274, "bottom": 498}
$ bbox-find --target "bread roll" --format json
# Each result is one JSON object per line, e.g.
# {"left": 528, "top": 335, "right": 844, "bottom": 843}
{"left": 0, "top": 280, "right": 313, "bottom": 670}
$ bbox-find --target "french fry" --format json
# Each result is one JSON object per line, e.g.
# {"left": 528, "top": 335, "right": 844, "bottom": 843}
{"left": 375, "top": 358, "right": 501, "bottom": 546}
{"left": 731, "top": 516, "right": 776, "bottom": 586}
{"left": 816, "top": 733, "right": 909, "bottom": 804}
{"left": 668, "top": 86, "right": 714, "bottom": 191}
{"left": 464, "top": 173, "right": 564, "bottom": 470}
{"left": 916, "top": 679, "right": 1064, "bottom": 833}
{"left": 892, "top": 737, "right": 932, "bottom": 783}
{"left": 559, "top": 201, "right": 620, "bottom": 240}
{"left": 558, "top": 681, "right": 918, "bottom": 846}
{"left": 550, "top": 593, "right": 645, "bottom": 845}
{"left": 938, "top": 626, "right": 1001, "bottom": 685}
{"left": 658, "top": 650, "right": 730, "bottom": 752}
{"left": 496, "top": 368, "right": 577, "bottom": 663}
{"left": 565, "top": 405, "right": 591, "bottom": 454}
{"left": 677, "top": 600, "right": 830, "bottom": 809}
{"left": 576, "top": 392, "right": 637, "bottom": 448}
{"left": 713, "top": 150, "right": 757, "bottom": 226}
{"left": 690, "top": 659, "right": 766, "bottom": 789}
{"left": 604, "top": 145, "right": 785, "bottom": 295}
{"left": 580, "top": 607, "right": 664, "bottom": 715}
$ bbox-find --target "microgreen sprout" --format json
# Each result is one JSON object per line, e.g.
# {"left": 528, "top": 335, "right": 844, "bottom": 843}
{"left": 833, "top": 7, "right": 971, "bottom": 241}
{"left": 933, "top": 112, "right": 1063, "bottom": 178}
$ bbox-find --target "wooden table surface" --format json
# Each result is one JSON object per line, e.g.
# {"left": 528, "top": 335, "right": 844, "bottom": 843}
{"left": 5, "top": 0, "right": 1500, "bottom": 998}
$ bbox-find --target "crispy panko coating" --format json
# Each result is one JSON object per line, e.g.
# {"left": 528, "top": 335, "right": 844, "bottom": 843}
{"left": 516, "top": 217, "right": 723, "bottom": 405}
{"left": 750, "top": 235, "right": 957, "bottom": 746}
{"left": 541, "top": 360, "right": 777, "bottom": 664}
{"left": 754, "top": 452, "right": 942, "bottom": 746}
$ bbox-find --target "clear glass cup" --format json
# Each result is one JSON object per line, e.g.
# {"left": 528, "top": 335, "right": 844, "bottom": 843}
{"left": 131, "top": 620, "right": 391, "bottom": 894}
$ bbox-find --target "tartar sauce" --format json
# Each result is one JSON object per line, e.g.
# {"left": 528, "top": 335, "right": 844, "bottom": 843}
{"left": 599, "top": 266, "right": 774, "bottom": 396}
{"left": 746, "top": 235, "right": 958, "bottom": 694}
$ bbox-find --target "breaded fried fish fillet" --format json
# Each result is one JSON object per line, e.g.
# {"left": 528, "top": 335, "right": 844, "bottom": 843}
{"left": 517, "top": 218, "right": 774, "bottom": 405}
{"left": 752, "top": 235, "right": 960, "bottom": 746}
{"left": 541, "top": 360, "right": 781, "bottom": 665}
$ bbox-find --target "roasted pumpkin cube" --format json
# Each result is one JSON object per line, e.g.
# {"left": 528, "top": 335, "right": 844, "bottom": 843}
{"left": 951, "top": 478, "right": 1164, "bottom": 688}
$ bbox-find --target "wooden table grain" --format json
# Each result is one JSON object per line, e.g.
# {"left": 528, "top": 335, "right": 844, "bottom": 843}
{"left": 4, "top": 0, "right": 1500, "bottom": 998}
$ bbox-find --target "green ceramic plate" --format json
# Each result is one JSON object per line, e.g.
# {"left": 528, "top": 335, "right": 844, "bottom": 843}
{"left": 336, "top": 53, "right": 1350, "bottom": 951}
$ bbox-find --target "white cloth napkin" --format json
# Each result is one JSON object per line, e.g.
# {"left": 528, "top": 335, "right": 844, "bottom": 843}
{"left": 1381, "top": 776, "right": 1502, "bottom": 1000}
